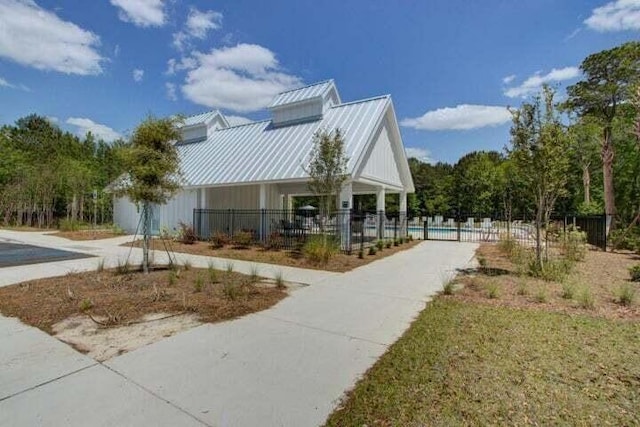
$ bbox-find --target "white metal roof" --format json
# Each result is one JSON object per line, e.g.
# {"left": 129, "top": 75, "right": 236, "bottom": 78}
{"left": 178, "top": 95, "right": 391, "bottom": 187}
{"left": 268, "top": 80, "right": 337, "bottom": 108}
{"left": 181, "top": 110, "right": 226, "bottom": 127}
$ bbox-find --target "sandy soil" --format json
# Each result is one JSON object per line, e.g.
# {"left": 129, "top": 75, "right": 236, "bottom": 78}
{"left": 53, "top": 313, "right": 202, "bottom": 361}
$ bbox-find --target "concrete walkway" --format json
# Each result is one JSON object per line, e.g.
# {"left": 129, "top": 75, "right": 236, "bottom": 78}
{"left": 0, "top": 230, "right": 477, "bottom": 426}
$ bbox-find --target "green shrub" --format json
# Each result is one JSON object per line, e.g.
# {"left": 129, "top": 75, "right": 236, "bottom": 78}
{"left": 616, "top": 283, "right": 636, "bottom": 306}
{"left": 385, "top": 241, "right": 392, "bottom": 249}
{"left": 358, "top": 249, "right": 364, "bottom": 259}
{"left": 578, "top": 287, "right": 595, "bottom": 309}
{"left": 534, "top": 287, "right": 548, "bottom": 303}
{"left": 530, "top": 257, "right": 573, "bottom": 282}
{"left": 167, "top": 270, "right": 177, "bottom": 286}
{"left": 486, "top": 283, "right": 499, "bottom": 299}
{"left": 233, "top": 230, "right": 254, "bottom": 248}
{"left": 111, "top": 224, "right": 125, "bottom": 235}
{"left": 510, "top": 245, "right": 534, "bottom": 277}
{"left": 610, "top": 227, "right": 640, "bottom": 253}
{"left": 303, "top": 236, "right": 339, "bottom": 264}
{"left": 78, "top": 298, "right": 93, "bottom": 311}
{"left": 561, "top": 282, "right": 575, "bottom": 300}
{"left": 497, "top": 235, "right": 517, "bottom": 256}
{"left": 274, "top": 270, "right": 286, "bottom": 289}
{"left": 629, "top": 265, "right": 640, "bottom": 282}
{"left": 115, "top": 259, "right": 130, "bottom": 275}
{"left": 516, "top": 280, "right": 528, "bottom": 296}
{"left": 225, "top": 261, "right": 234, "bottom": 274}
{"left": 207, "top": 262, "right": 218, "bottom": 284}
{"left": 393, "top": 239, "right": 399, "bottom": 247}
{"left": 368, "top": 246, "right": 377, "bottom": 256}
{"left": 376, "top": 240, "right": 384, "bottom": 251}
{"left": 177, "top": 222, "right": 197, "bottom": 244}
{"left": 477, "top": 256, "right": 488, "bottom": 272}
{"left": 59, "top": 219, "right": 82, "bottom": 232}
{"left": 209, "top": 231, "right": 230, "bottom": 249}
{"left": 193, "top": 273, "right": 203, "bottom": 292}
{"left": 443, "top": 280, "right": 455, "bottom": 295}
{"left": 561, "top": 228, "right": 587, "bottom": 262}
{"left": 222, "top": 281, "right": 241, "bottom": 300}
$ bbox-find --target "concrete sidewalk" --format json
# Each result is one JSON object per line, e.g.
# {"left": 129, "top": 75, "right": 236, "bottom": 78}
{"left": 0, "top": 234, "right": 477, "bottom": 426}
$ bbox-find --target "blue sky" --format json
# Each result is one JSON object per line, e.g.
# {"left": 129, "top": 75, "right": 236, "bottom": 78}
{"left": 0, "top": 0, "right": 638, "bottom": 164}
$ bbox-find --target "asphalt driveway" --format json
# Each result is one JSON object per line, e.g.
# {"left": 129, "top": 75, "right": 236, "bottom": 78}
{"left": 0, "top": 242, "right": 93, "bottom": 268}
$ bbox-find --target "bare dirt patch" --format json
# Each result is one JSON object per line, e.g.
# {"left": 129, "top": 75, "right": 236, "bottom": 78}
{"left": 123, "top": 238, "right": 421, "bottom": 272}
{"left": 452, "top": 244, "right": 640, "bottom": 320}
{"left": 53, "top": 313, "right": 202, "bottom": 361}
{"left": 0, "top": 267, "right": 287, "bottom": 359}
{"left": 54, "top": 230, "right": 124, "bottom": 240}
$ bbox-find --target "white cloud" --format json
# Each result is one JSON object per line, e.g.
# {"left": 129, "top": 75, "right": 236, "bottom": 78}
{"left": 110, "top": 0, "right": 165, "bottom": 27}
{"left": 405, "top": 147, "right": 434, "bottom": 164}
{"left": 0, "top": 76, "right": 13, "bottom": 88}
{"left": 585, "top": 0, "right": 640, "bottom": 32}
{"left": 503, "top": 66, "right": 580, "bottom": 98}
{"left": 186, "top": 8, "right": 222, "bottom": 38}
{"left": 165, "top": 82, "right": 177, "bottom": 101}
{"left": 172, "top": 7, "right": 222, "bottom": 51}
{"left": 166, "top": 56, "right": 198, "bottom": 75}
{"left": 132, "top": 68, "right": 144, "bottom": 82}
{"left": 180, "top": 43, "right": 302, "bottom": 112}
{"left": 45, "top": 116, "right": 59, "bottom": 124}
{"left": 225, "top": 115, "right": 252, "bottom": 126}
{"left": 502, "top": 74, "right": 516, "bottom": 85}
{"left": 401, "top": 104, "right": 511, "bottom": 131}
{"left": 66, "top": 117, "right": 122, "bottom": 142}
{"left": 0, "top": 0, "right": 103, "bottom": 75}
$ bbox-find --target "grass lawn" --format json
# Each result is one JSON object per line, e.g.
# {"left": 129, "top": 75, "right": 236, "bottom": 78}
{"left": 123, "top": 238, "right": 421, "bottom": 272}
{"left": 326, "top": 299, "right": 640, "bottom": 426}
{"left": 326, "top": 244, "right": 640, "bottom": 425}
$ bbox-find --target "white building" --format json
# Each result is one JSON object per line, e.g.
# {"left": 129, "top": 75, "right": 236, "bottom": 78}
{"left": 113, "top": 80, "right": 414, "bottom": 239}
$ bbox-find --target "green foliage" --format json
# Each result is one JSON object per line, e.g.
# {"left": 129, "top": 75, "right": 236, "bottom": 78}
{"left": 193, "top": 273, "right": 203, "bottom": 292}
{"left": 561, "top": 282, "right": 576, "bottom": 300}
{"left": 303, "top": 235, "right": 339, "bottom": 264}
{"left": 306, "top": 128, "right": 348, "bottom": 214}
{"left": 442, "top": 280, "right": 455, "bottom": 295}
{"left": 59, "top": 219, "right": 82, "bottom": 231}
{"left": 534, "top": 287, "right": 548, "bottom": 303}
{"left": 78, "top": 298, "right": 93, "bottom": 312}
{"left": 222, "top": 281, "right": 241, "bottom": 300}
{"left": 577, "top": 287, "right": 595, "bottom": 309}
{"left": 207, "top": 261, "right": 218, "bottom": 284}
{"left": 529, "top": 257, "right": 574, "bottom": 282}
{"left": 232, "top": 230, "right": 253, "bottom": 248}
{"left": 368, "top": 246, "right": 377, "bottom": 256}
{"left": 610, "top": 228, "right": 640, "bottom": 253}
{"left": 629, "top": 265, "right": 640, "bottom": 282}
{"left": 249, "top": 264, "right": 260, "bottom": 284}
{"left": 358, "top": 249, "right": 364, "bottom": 259}
{"left": 486, "top": 283, "right": 499, "bottom": 299}
{"left": 509, "top": 85, "right": 570, "bottom": 268}
{"left": 616, "top": 283, "right": 636, "bottom": 306}
{"left": 561, "top": 228, "right": 587, "bottom": 262}
{"left": 385, "top": 240, "right": 392, "bottom": 249}
{"left": 167, "top": 270, "right": 177, "bottom": 286}
{"left": 376, "top": 240, "right": 384, "bottom": 251}
{"left": 274, "top": 270, "right": 286, "bottom": 289}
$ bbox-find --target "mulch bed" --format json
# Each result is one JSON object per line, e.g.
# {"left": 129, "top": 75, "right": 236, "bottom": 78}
{"left": 54, "top": 230, "right": 125, "bottom": 240}
{"left": 451, "top": 244, "right": 640, "bottom": 320}
{"left": 0, "top": 267, "right": 287, "bottom": 334}
{"left": 123, "top": 238, "right": 422, "bottom": 273}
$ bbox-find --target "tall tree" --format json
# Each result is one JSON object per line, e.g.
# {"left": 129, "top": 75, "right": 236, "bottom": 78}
{"left": 509, "top": 86, "right": 570, "bottom": 269}
{"left": 117, "top": 116, "right": 183, "bottom": 273}
{"left": 564, "top": 41, "right": 640, "bottom": 227}
{"left": 567, "top": 116, "right": 601, "bottom": 209}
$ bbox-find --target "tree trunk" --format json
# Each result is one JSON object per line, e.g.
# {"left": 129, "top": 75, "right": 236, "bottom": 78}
{"left": 582, "top": 164, "right": 591, "bottom": 205}
{"left": 142, "top": 201, "right": 150, "bottom": 274}
{"left": 602, "top": 126, "right": 616, "bottom": 226}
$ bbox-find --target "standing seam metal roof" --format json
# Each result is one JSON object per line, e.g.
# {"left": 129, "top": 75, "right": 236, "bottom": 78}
{"left": 177, "top": 95, "right": 390, "bottom": 187}
{"left": 268, "top": 80, "right": 335, "bottom": 108}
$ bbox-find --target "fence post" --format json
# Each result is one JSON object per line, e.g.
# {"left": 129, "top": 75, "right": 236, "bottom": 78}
{"left": 457, "top": 215, "right": 461, "bottom": 242}
{"left": 424, "top": 220, "right": 428, "bottom": 240}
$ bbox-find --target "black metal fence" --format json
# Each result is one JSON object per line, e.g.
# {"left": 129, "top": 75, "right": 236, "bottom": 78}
{"left": 192, "top": 209, "right": 409, "bottom": 253}
{"left": 411, "top": 213, "right": 607, "bottom": 250}
{"left": 192, "top": 209, "right": 607, "bottom": 252}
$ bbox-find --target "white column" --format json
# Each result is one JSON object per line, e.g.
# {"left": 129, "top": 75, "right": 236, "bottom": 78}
{"left": 259, "top": 184, "right": 267, "bottom": 242}
{"left": 286, "top": 194, "right": 293, "bottom": 211}
{"left": 376, "top": 187, "right": 386, "bottom": 212}
{"left": 338, "top": 182, "right": 353, "bottom": 251}
{"left": 399, "top": 190, "right": 407, "bottom": 238}
{"left": 198, "top": 188, "right": 208, "bottom": 237}
{"left": 376, "top": 186, "right": 385, "bottom": 239}
{"left": 200, "top": 188, "right": 207, "bottom": 209}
